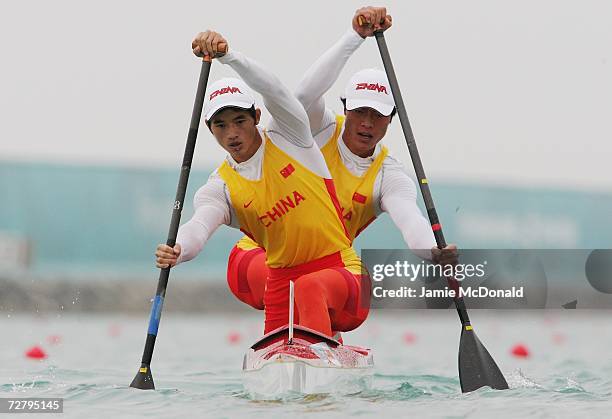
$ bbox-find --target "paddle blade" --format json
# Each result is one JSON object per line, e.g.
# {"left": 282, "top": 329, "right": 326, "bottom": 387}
{"left": 458, "top": 326, "right": 508, "bottom": 392}
{"left": 130, "top": 364, "right": 155, "bottom": 390}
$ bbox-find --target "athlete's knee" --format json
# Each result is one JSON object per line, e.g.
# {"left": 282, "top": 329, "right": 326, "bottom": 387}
{"left": 226, "top": 246, "right": 266, "bottom": 310}
{"left": 293, "top": 275, "right": 326, "bottom": 305}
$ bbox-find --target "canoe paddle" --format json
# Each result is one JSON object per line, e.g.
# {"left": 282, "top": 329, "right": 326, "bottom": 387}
{"left": 370, "top": 28, "right": 509, "bottom": 392}
{"left": 130, "top": 56, "right": 213, "bottom": 390}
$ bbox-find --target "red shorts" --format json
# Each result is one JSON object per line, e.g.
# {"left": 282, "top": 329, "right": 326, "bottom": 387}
{"left": 264, "top": 251, "right": 371, "bottom": 334}
{"left": 226, "top": 245, "right": 267, "bottom": 310}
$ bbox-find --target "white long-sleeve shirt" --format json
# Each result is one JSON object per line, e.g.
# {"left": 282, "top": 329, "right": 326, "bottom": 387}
{"left": 176, "top": 50, "right": 331, "bottom": 263}
{"left": 294, "top": 29, "right": 436, "bottom": 257}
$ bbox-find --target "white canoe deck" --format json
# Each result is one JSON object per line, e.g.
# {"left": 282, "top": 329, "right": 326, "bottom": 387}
{"left": 243, "top": 325, "right": 374, "bottom": 399}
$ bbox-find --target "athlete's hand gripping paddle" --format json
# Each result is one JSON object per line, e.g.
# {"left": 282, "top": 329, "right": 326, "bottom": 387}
{"left": 360, "top": 16, "right": 509, "bottom": 393}
{"left": 129, "top": 55, "right": 214, "bottom": 390}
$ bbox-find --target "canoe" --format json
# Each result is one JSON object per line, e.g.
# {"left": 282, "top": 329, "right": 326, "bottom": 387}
{"left": 242, "top": 324, "right": 374, "bottom": 399}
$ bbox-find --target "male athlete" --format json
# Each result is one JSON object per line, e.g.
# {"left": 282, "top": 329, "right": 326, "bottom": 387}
{"left": 155, "top": 30, "right": 370, "bottom": 338}
{"left": 225, "top": 7, "right": 458, "bottom": 321}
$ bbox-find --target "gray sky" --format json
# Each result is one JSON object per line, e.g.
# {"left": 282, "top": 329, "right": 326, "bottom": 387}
{"left": 1, "top": 0, "right": 610, "bottom": 190}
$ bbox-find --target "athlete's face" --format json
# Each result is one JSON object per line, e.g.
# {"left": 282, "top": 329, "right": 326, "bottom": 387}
{"left": 209, "top": 107, "right": 262, "bottom": 163}
{"left": 343, "top": 107, "right": 391, "bottom": 158}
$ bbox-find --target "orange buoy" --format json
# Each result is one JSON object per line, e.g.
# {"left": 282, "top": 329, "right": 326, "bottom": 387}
{"left": 25, "top": 345, "right": 47, "bottom": 359}
{"left": 510, "top": 344, "right": 530, "bottom": 358}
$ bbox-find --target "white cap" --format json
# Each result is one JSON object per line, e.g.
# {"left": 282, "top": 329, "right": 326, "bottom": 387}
{"left": 203, "top": 77, "right": 256, "bottom": 122}
{"left": 342, "top": 68, "right": 395, "bottom": 116}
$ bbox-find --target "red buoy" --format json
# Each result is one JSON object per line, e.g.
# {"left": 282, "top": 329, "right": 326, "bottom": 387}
{"left": 227, "top": 331, "right": 242, "bottom": 344}
{"left": 25, "top": 345, "right": 47, "bottom": 359}
{"left": 403, "top": 332, "right": 417, "bottom": 344}
{"left": 108, "top": 324, "right": 122, "bottom": 338}
{"left": 552, "top": 332, "right": 566, "bottom": 344}
{"left": 46, "top": 335, "right": 62, "bottom": 345}
{"left": 510, "top": 344, "right": 530, "bottom": 358}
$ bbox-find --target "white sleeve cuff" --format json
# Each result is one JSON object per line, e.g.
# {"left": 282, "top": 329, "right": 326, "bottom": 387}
{"left": 217, "top": 50, "right": 236, "bottom": 64}
{"left": 347, "top": 27, "right": 367, "bottom": 44}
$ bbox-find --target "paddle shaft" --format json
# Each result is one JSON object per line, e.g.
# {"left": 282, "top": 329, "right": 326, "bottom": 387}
{"left": 373, "top": 31, "right": 470, "bottom": 327}
{"left": 139, "top": 59, "right": 212, "bottom": 367}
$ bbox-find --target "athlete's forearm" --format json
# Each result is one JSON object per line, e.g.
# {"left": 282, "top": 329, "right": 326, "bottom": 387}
{"left": 295, "top": 29, "right": 364, "bottom": 132}
{"left": 384, "top": 197, "right": 436, "bottom": 260}
{"left": 219, "top": 50, "right": 312, "bottom": 147}
{"left": 175, "top": 178, "right": 230, "bottom": 263}
{"left": 176, "top": 206, "right": 225, "bottom": 263}
{"left": 379, "top": 172, "right": 436, "bottom": 260}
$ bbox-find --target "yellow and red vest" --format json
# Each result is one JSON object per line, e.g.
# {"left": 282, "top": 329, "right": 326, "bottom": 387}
{"left": 320, "top": 115, "right": 388, "bottom": 239}
{"left": 219, "top": 131, "right": 360, "bottom": 270}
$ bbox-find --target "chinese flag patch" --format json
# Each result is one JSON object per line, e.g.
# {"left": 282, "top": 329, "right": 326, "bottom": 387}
{"left": 352, "top": 192, "right": 367, "bottom": 204}
{"left": 280, "top": 163, "right": 295, "bottom": 178}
